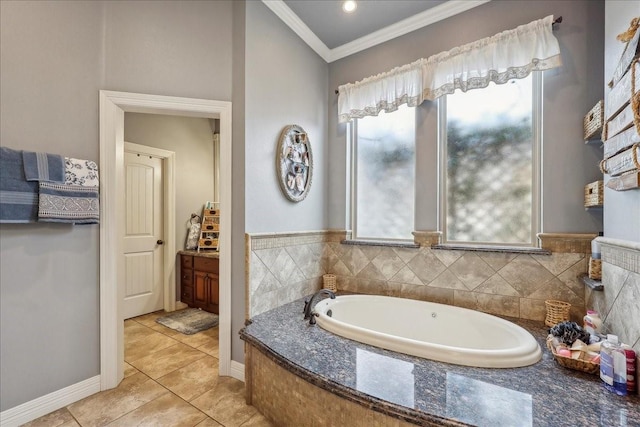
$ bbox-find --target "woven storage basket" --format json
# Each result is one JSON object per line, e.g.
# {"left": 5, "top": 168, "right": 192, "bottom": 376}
{"left": 584, "top": 180, "right": 604, "bottom": 207}
{"left": 546, "top": 336, "right": 600, "bottom": 375}
{"left": 584, "top": 100, "right": 604, "bottom": 140}
{"left": 198, "top": 238, "right": 218, "bottom": 248}
{"left": 589, "top": 258, "right": 602, "bottom": 280}
{"left": 544, "top": 300, "right": 571, "bottom": 327}
{"left": 323, "top": 274, "right": 337, "bottom": 292}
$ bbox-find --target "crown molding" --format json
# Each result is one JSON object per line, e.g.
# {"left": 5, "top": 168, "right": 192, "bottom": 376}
{"left": 328, "top": 0, "right": 491, "bottom": 62}
{"left": 261, "top": 0, "right": 331, "bottom": 62}
{"left": 262, "top": 0, "right": 491, "bottom": 63}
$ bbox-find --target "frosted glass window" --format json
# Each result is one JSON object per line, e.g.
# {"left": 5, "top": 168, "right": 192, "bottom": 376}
{"left": 353, "top": 105, "right": 415, "bottom": 240}
{"left": 441, "top": 74, "right": 540, "bottom": 246}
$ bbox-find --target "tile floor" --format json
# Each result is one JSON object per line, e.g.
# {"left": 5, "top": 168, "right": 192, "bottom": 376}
{"left": 23, "top": 310, "right": 272, "bottom": 427}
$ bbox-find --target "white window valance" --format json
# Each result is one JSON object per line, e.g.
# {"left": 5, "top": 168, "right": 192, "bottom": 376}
{"left": 338, "top": 15, "right": 562, "bottom": 123}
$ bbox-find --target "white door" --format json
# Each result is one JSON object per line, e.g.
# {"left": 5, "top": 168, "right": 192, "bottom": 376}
{"left": 123, "top": 149, "right": 164, "bottom": 319}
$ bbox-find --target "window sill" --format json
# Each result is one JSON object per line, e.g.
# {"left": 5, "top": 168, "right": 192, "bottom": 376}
{"left": 431, "top": 244, "right": 551, "bottom": 255}
{"left": 340, "top": 239, "right": 420, "bottom": 249}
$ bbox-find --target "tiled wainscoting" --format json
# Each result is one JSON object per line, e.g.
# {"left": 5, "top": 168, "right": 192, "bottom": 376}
{"left": 246, "top": 231, "right": 597, "bottom": 323}
{"left": 246, "top": 231, "right": 344, "bottom": 317}
{"left": 587, "top": 238, "right": 640, "bottom": 353}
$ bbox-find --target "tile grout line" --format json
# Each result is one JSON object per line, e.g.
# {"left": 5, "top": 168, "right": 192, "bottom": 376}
{"left": 124, "top": 314, "right": 226, "bottom": 427}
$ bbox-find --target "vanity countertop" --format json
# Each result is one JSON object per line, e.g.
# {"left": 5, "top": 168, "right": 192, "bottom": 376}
{"left": 177, "top": 249, "right": 219, "bottom": 259}
{"left": 240, "top": 296, "right": 640, "bottom": 427}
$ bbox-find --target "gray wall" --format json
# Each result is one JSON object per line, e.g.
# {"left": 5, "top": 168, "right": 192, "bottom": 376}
{"left": 603, "top": 1, "right": 640, "bottom": 242}
{"left": 123, "top": 113, "right": 217, "bottom": 297}
{"left": 0, "top": 0, "right": 234, "bottom": 411}
{"left": 231, "top": 0, "right": 248, "bottom": 364}
{"left": 0, "top": 0, "right": 103, "bottom": 411}
{"left": 244, "top": 1, "right": 329, "bottom": 233}
{"left": 227, "top": 0, "right": 329, "bottom": 362}
{"left": 328, "top": 0, "right": 605, "bottom": 236}
{"left": 103, "top": 1, "right": 233, "bottom": 101}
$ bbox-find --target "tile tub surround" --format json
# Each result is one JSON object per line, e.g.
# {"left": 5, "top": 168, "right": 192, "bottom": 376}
{"left": 246, "top": 230, "right": 347, "bottom": 317}
{"left": 587, "top": 237, "right": 640, "bottom": 354}
{"left": 240, "top": 298, "right": 640, "bottom": 427}
{"left": 247, "top": 231, "right": 591, "bottom": 322}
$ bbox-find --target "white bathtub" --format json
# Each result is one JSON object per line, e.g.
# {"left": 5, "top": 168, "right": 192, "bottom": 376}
{"left": 314, "top": 294, "right": 542, "bottom": 368}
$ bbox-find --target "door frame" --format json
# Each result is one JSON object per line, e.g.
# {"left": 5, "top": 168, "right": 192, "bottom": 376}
{"left": 99, "top": 90, "right": 233, "bottom": 390}
{"left": 124, "top": 141, "right": 176, "bottom": 316}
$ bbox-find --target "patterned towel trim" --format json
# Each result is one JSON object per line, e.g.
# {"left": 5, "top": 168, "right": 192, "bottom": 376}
{"left": 38, "top": 182, "right": 99, "bottom": 224}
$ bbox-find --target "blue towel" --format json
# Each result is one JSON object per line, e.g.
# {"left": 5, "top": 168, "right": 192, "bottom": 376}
{"left": 38, "top": 182, "right": 99, "bottom": 224}
{"left": 0, "top": 147, "right": 39, "bottom": 223}
{"left": 23, "top": 151, "right": 64, "bottom": 182}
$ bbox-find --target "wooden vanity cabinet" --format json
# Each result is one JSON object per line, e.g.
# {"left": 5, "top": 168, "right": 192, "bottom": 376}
{"left": 180, "top": 254, "right": 219, "bottom": 314}
{"left": 180, "top": 255, "right": 194, "bottom": 305}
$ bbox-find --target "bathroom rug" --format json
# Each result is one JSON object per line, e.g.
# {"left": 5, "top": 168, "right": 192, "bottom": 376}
{"left": 155, "top": 308, "right": 218, "bottom": 335}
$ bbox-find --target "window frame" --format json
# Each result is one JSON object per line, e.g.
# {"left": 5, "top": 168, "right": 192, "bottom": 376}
{"left": 437, "top": 72, "right": 543, "bottom": 249}
{"left": 348, "top": 107, "right": 417, "bottom": 243}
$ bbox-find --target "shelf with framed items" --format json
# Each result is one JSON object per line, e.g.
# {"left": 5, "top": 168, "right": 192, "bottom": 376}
{"left": 583, "top": 101, "right": 605, "bottom": 210}
{"left": 600, "top": 22, "right": 640, "bottom": 192}
{"left": 582, "top": 102, "right": 604, "bottom": 283}
{"left": 197, "top": 201, "right": 220, "bottom": 252}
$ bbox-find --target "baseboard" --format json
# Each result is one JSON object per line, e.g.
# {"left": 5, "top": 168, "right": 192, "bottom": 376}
{"left": 0, "top": 375, "right": 101, "bottom": 427}
{"left": 230, "top": 360, "right": 245, "bottom": 382}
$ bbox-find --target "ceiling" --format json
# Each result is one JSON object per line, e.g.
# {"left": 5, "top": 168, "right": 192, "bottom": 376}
{"left": 283, "top": 0, "right": 446, "bottom": 49}
{"left": 263, "top": 0, "right": 491, "bottom": 63}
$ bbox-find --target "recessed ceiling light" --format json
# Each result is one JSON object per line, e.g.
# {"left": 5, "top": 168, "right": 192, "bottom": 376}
{"left": 342, "top": 0, "right": 357, "bottom": 13}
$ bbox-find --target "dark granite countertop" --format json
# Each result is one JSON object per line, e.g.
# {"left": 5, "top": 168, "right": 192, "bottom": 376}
{"left": 177, "top": 249, "right": 219, "bottom": 259}
{"left": 240, "top": 296, "right": 640, "bottom": 427}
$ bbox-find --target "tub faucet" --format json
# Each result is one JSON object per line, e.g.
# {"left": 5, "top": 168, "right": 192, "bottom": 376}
{"left": 303, "top": 289, "right": 336, "bottom": 325}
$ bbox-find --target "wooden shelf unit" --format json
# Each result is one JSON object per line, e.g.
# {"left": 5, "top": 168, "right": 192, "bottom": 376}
{"left": 198, "top": 202, "right": 220, "bottom": 252}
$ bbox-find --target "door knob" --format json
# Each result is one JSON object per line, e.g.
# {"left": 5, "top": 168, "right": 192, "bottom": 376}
{"left": 157, "top": 240, "right": 164, "bottom": 245}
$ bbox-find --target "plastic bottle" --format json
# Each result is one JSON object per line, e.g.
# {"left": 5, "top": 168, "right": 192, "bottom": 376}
{"left": 591, "top": 232, "right": 603, "bottom": 259}
{"left": 614, "top": 345, "right": 637, "bottom": 395}
{"left": 600, "top": 334, "right": 620, "bottom": 393}
{"left": 583, "top": 310, "right": 602, "bottom": 335}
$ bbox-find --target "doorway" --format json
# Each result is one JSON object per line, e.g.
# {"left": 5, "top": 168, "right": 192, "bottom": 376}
{"left": 99, "top": 91, "right": 233, "bottom": 390}
{"left": 123, "top": 142, "right": 176, "bottom": 319}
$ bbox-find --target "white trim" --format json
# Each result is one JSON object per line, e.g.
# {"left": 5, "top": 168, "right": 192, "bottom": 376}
{"left": 124, "top": 142, "right": 177, "bottom": 313}
{"left": 0, "top": 376, "right": 101, "bottom": 427}
{"left": 531, "top": 72, "right": 543, "bottom": 244}
{"left": 99, "top": 91, "right": 124, "bottom": 390}
{"left": 261, "top": 0, "right": 331, "bottom": 62}
{"left": 262, "top": 0, "right": 490, "bottom": 63}
{"left": 99, "top": 91, "right": 233, "bottom": 391}
{"left": 349, "top": 121, "right": 358, "bottom": 238}
{"left": 329, "top": 0, "right": 491, "bottom": 62}
{"left": 229, "top": 361, "right": 245, "bottom": 383}
{"left": 213, "top": 133, "right": 221, "bottom": 203}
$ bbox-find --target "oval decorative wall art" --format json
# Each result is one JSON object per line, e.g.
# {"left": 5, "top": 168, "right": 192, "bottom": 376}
{"left": 276, "top": 124, "right": 313, "bottom": 202}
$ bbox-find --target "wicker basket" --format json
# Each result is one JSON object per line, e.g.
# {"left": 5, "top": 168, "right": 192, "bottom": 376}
{"left": 589, "top": 258, "right": 602, "bottom": 280}
{"left": 546, "top": 336, "right": 600, "bottom": 375}
{"left": 584, "top": 180, "right": 604, "bottom": 207}
{"left": 322, "top": 274, "right": 337, "bottom": 292}
{"left": 544, "top": 300, "right": 571, "bottom": 327}
{"left": 584, "top": 100, "right": 604, "bottom": 140}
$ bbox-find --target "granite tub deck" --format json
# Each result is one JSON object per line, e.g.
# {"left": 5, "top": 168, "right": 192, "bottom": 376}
{"left": 240, "top": 296, "right": 640, "bottom": 427}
